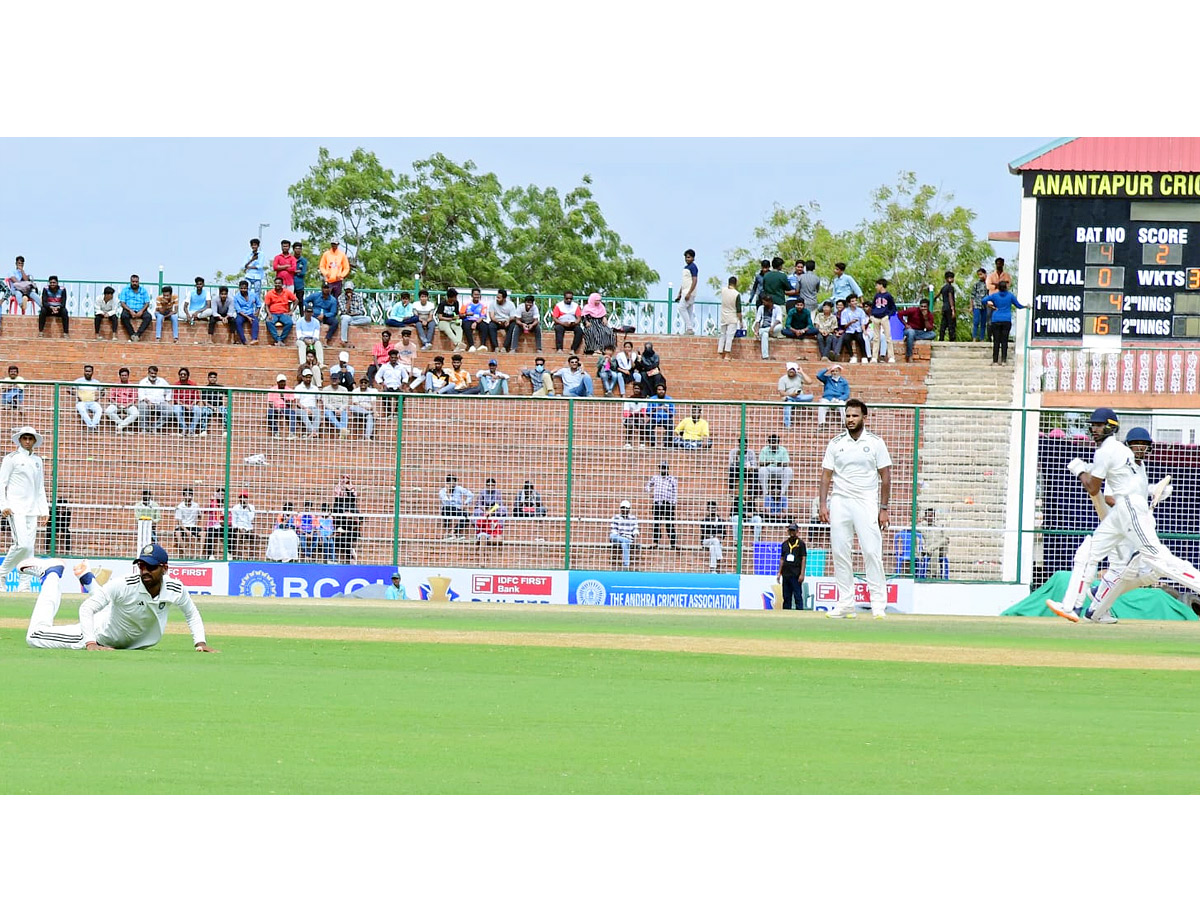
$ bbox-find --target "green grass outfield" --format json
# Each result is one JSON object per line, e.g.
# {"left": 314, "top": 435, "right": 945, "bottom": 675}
{"left": 2, "top": 596, "right": 1199, "bottom": 794}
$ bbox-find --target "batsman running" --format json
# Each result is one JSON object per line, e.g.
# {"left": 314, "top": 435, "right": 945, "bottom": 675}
{"left": 1048, "top": 409, "right": 1199, "bottom": 623}
{"left": 25, "top": 542, "right": 217, "bottom": 652}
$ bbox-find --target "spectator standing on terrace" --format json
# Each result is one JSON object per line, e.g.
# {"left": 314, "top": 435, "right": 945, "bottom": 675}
{"left": 520, "top": 357, "right": 555, "bottom": 397}
{"left": 898, "top": 298, "right": 936, "bottom": 363}
{"left": 551, "top": 291, "right": 584, "bottom": 353}
{"left": 673, "top": 405, "right": 712, "bottom": 450}
{"left": 581, "top": 293, "right": 614, "bottom": 355}
{"left": 292, "top": 241, "right": 308, "bottom": 300}
{"left": 866, "top": 278, "right": 897, "bottom": 363}
{"left": 645, "top": 382, "right": 674, "bottom": 447}
{"left": 119, "top": 274, "right": 153, "bottom": 342}
{"left": 73, "top": 365, "right": 104, "bottom": 430}
{"left": 319, "top": 239, "right": 350, "bottom": 298}
{"left": 839, "top": 295, "right": 868, "bottom": 363}
{"left": 760, "top": 257, "right": 791, "bottom": 310}
{"left": 816, "top": 364, "right": 850, "bottom": 427}
{"left": 207, "top": 286, "right": 235, "bottom": 342}
{"left": 152, "top": 285, "right": 178, "bottom": 342}
{"left": 171, "top": 367, "right": 203, "bottom": 436}
{"left": 829, "top": 262, "right": 863, "bottom": 308}
{"left": 754, "top": 296, "right": 784, "bottom": 360}
{"left": 985, "top": 257, "right": 1011, "bottom": 297}
{"left": 798, "top": 261, "right": 821, "bottom": 310}
{"left": 677, "top": 249, "right": 699, "bottom": 335}
{"left": 477, "top": 359, "right": 510, "bottom": 396}
{"left": 785, "top": 260, "right": 804, "bottom": 310}
{"left": 777, "top": 522, "right": 807, "bottom": 610}
{"left": 385, "top": 291, "right": 418, "bottom": 329}
{"left": 700, "top": 500, "right": 728, "bottom": 572}
{"left": 264, "top": 276, "right": 296, "bottom": 346}
{"left": 6, "top": 256, "right": 37, "bottom": 314}
{"left": 316, "top": 504, "right": 335, "bottom": 562}
{"left": 986, "top": 277, "right": 1023, "bottom": 366}
{"left": 38, "top": 275, "right": 69, "bottom": 336}
{"left": 779, "top": 361, "right": 815, "bottom": 428}
{"left": 94, "top": 286, "right": 120, "bottom": 340}
{"left": 717, "top": 275, "right": 743, "bottom": 361}
{"left": 937, "top": 270, "right": 958, "bottom": 343}
{"left": 233, "top": 280, "right": 261, "bottom": 345}
{"left": 436, "top": 288, "right": 466, "bottom": 351}
{"left": 509, "top": 295, "right": 543, "bottom": 352}
{"left": 645, "top": 461, "right": 679, "bottom": 550}
{"left": 439, "top": 474, "right": 473, "bottom": 542}
{"left": 199, "top": 371, "right": 227, "bottom": 436}
{"left": 185, "top": 277, "right": 211, "bottom": 327}
{"left": 814, "top": 300, "right": 841, "bottom": 361}
{"left": 295, "top": 303, "right": 323, "bottom": 365}
{"left": 490, "top": 289, "right": 517, "bottom": 352}
{"left": 267, "top": 374, "right": 297, "bottom": 440}
{"left": 240, "top": 238, "right": 265, "bottom": 295}
{"left": 553, "top": 354, "right": 592, "bottom": 397}
{"left": 747, "top": 260, "right": 770, "bottom": 309}
{"left": 307, "top": 282, "right": 339, "bottom": 345}
{"left": 273, "top": 239, "right": 297, "bottom": 289}
{"left": 339, "top": 287, "right": 372, "bottom": 348}
{"left": 412, "top": 289, "right": 438, "bottom": 349}
{"left": 609, "top": 500, "right": 640, "bottom": 569}
{"left": 136, "top": 365, "right": 172, "bottom": 433}
{"left": 104, "top": 367, "right": 140, "bottom": 432}
{"left": 970, "top": 267, "right": 990, "bottom": 342}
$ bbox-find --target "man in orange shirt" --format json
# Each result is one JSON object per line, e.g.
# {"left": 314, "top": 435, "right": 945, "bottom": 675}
{"left": 319, "top": 239, "right": 350, "bottom": 299}
{"left": 985, "top": 257, "right": 1011, "bottom": 295}
{"left": 263, "top": 276, "right": 297, "bottom": 345}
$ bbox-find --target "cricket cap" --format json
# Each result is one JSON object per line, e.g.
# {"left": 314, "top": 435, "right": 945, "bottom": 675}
{"left": 134, "top": 542, "right": 169, "bottom": 567}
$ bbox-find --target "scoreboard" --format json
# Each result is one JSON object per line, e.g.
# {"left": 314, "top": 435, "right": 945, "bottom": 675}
{"left": 1032, "top": 198, "right": 1200, "bottom": 342}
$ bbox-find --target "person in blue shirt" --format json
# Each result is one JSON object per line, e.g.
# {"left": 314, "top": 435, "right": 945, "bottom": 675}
{"left": 747, "top": 259, "right": 770, "bottom": 308}
{"left": 186, "top": 276, "right": 211, "bottom": 326}
{"left": 985, "top": 278, "right": 1024, "bottom": 365}
{"left": 233, "top": 279, "right": 261, "bottom": 345}
{"left": 645, "top": 382, "right": 675, "bottom": 447}
{"left": 867, "top": 278, "right": 898, "bottom": 363}
{"left": 292, "top": 241, "right": 308, "bottom": 298}
{"left": 816, "top": 364, "right": 850, "bottom": 427}
{"left": 118, "top": 274, "right": 153, "bottom": 341}
{"left": 829, "top": 262, "right": 863, "bottom": 305}
{"left": 385, "top": 291, "right": 418, "bottom": 328}
{"left": 386, "top": 572, "right": 408, "bottom": 601}
{"left": 317, "top": 504, "right": 335, "bottom": 562}
{"left": 241, "top": 238, "right": 265, "bottom": 294}
{"left": 306, "top": 284, "right": 340, "bottom": 342}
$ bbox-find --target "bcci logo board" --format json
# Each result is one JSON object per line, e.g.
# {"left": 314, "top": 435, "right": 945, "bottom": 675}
{"left": 239, "top": 571, "right": 278, "bottom": 598}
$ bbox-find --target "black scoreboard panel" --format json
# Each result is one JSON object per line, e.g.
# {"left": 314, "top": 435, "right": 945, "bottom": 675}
{"left": 1032, "top": 197, "right": 1200, "bottom": 341}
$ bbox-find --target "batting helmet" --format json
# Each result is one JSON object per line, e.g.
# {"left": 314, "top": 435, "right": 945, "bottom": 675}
{"left": 1089, "top": 407, "right": 1119, "bottom": 427}
{"left": 1126, "top": 427, "right": 1152, "bottom": 445}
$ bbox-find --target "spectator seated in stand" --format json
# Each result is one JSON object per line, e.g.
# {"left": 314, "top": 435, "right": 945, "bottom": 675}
{"left": 780, "top": 302, "right": 816, "bottom": 340}
{"left": 621, "top": 381, "right": 649, "bottom": 449}
{"left": 898, "top": 298, "right": 937, "bottom": 363}
{"left": 644, "top": 382, "right": 675, "bottom": 447}
{"left": 473, "top": 478, "right": 508, "bottom": 545}
{"left": 778, "top": 361, "right": 815, "bottom": 428}
{"left": 815, "top": 364, "right": 850, "bottom": 427}
{"left": 813, "top": 300, "right": 842, "bottom": 361}
{"left": 838, "top": 295, "right": 868, "bottom": 363}
{"left": 673, "top": 405, "right": 712, "bottom": 450}
{"left": 266, "top": 514, "right": 300, "bottom": 562}
{"left": 757, "top": 433, "right": 793, "bottom": 501}
{"left": 609, "top": 500, "right": 640, "bottom": 569}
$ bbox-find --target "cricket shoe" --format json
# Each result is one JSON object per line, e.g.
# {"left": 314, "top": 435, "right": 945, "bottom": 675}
{"left": 1084, "top": 605, "right": 1118, "bottom": 625}
{"left": 1045, "top": 599, "right": 1080, "bottom": 623}
{"left": 17, "top": 560, "right": 63, "bottom": 582}
{"left": 825, "top": 604, "right": 857, "bottom": 619}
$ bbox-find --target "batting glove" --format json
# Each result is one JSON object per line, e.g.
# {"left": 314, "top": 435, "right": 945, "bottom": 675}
{"left": 1151, "top": 475, "right": 1173, "bottom": 508}
{"left": 1067, "top": 458, "right": 1088, "bottom": 477}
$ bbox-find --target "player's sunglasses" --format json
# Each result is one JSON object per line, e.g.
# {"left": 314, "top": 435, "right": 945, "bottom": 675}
{"left": 135, "top": 560, "right": 163, "bottom": 572}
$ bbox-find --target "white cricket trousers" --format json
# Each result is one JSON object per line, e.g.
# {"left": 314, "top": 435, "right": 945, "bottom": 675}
{"left": 1065, "top": 496, "right": 1200, "bottom": 617}
{"left": 717, "top": 324, "right": 737, "bottom": 354}
{"left": 0, "top": 513, "right": 38, "bottom": 576}
{"left": 678, "top": 296, "right": 695, "bottom": 333}
{"left": 26, "top": 569, "right": 88, "bottom": 650}
{"left": 828, "top": 494, "right": 887, "bottom": 614}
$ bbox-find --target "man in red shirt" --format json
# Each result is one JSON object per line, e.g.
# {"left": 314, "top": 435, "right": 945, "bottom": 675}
{"left": 366, "top": 329, "right": 395, "bottom": 385}
{"left": 264, "top": 276, "right": 297, "bottom": 345}
{"left": 898, "top": 298, "right": 937, "bottom": 363}
{"left": 273, "top": 239, "right": 297, "bottom": 288}
{"left": 103, "top": 366, "right": 140, "bottom": 432}
{"left": 171, "top": 367, "right": 203, "bottom": 435}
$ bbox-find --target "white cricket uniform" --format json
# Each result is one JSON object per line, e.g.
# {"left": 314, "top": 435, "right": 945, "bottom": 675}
{"left": 822, "top": 429, "right": 892, "bottom": 614}
{"left": 27, "top": 570, "right": 207, "bottom": 650}
{"left": 1064, "top": 435, "right": 1200, "bottom": 617}
{"left": 0, "top": 446, "right": 49, "bottom": 577}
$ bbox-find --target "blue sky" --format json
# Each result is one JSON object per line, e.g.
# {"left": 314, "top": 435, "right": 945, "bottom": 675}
{"left": 0, "top": 137, "right": 1051, "bottom": 299}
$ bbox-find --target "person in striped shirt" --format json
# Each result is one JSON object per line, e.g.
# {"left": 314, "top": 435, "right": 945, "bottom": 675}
{"left": 609, "top": 500, "right": 640, "bottom": 568}
{"left": 645, "top": 461, "right": 679, "bottom": 550}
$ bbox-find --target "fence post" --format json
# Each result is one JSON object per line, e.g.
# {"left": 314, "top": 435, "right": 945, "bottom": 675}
{"left": 1015, "top": 406, "right": 1027, "bottom": 583}
{"left": 666, "top": 285, "right": 674, "bottom": 335}
{"left": 158, "top": 266, "right": 165, "bottom": 296}
{"left": 909, "top": 406, "right": 921, "bottom": 578}
{"left": 735, "top": 402, "right": 746, "bottom": 575}
{"left": 564, "top": 399, "right": 575, "bottom": 570}
{"left": 414, "top": 274, "right": 420, "bottom": 299}
{"left": 392, "top": 395, "right": 405, "bottom": 568}
{"left": 223, "top": 388, "right": 233, "bottom": 562}
{"left": 49, "top": 383, "right": 60, "bottom": 554}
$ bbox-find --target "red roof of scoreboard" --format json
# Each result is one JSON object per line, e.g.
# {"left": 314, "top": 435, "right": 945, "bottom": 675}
{"left": 1009, "top": 138, "right": 1200, "bottom": 174}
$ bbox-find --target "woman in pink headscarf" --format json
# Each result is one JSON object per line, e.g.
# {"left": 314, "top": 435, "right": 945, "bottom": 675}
{"left": 581, "top": 292, "right": 614, "bottom": 355}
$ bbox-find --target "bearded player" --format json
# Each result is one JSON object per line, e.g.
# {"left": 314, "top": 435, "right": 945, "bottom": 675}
{"left": 1049, "top": 410, "right": 1199, "bottom": 623}
{"left": 25, "top": 543, "right": 217, "bottom": 652}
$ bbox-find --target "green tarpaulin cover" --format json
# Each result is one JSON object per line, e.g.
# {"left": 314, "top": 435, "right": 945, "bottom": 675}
{"left": 1002, "top": 571, "right": 1198, "bottom": 621}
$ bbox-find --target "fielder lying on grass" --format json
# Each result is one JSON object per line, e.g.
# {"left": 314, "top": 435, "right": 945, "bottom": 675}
{"left": 24, "top": 542, "right": 217, "bottom": 652}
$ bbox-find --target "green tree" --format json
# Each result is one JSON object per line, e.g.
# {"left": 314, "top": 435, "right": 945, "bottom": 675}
{"left": 498, "top": 175, "right": 659, "bottom": 295}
